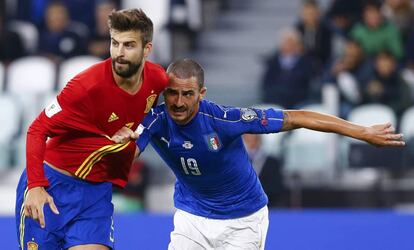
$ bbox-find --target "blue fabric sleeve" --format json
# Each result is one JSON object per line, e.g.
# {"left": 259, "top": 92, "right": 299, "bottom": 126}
{"left": 135, "top": 109, "right": 162, "bottom": 153}
{"left": 208, "top": 105, "right": 284, "bottom": 138}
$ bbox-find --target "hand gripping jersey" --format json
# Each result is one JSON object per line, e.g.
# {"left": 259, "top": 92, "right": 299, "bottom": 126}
{"left": 26, "top": 59, "right": 168, "bottom": 189}
{"left": 136, "top": 100, "right": 284, "bottom": 219}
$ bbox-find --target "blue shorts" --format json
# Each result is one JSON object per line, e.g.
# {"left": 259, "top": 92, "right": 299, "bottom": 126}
{"left": 16, "top": 163, "right": 115, "bottom": 250}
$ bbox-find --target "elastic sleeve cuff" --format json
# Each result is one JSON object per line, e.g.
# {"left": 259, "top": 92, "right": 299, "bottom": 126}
{"left": 27, "top": 180, "right": 49, "bottom": 190}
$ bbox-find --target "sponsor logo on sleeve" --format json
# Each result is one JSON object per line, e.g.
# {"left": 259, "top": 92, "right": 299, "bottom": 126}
{"left": 240, "top": 108, "right": 258, "bottom": 122}
{"left": 45, "top": 98, "right": 62, "bottom": 118}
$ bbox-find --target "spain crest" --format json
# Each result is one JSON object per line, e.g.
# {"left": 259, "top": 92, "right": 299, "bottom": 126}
{"left": 205, "top": 133, "right": 222, "bottom": 152}
{"left": 144, "top": 94, "right": 157, "bottom": 113}
{"left": 27, "top": 241, "right": 38, "bottom": 250}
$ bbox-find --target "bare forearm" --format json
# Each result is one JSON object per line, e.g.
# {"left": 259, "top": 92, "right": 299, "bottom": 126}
{"left": 281, "top": 110, "right": 367, "bottom": 141}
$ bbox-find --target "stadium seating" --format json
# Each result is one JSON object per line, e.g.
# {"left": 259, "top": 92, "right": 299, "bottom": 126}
{"left": 0, "top": 94, "right": 21, "bottom": 169}
{"left": 58, "top": 55, "right": 100, "bottom": 90}
{"left": 7, "top": 56, "right": 56, "bottom": 95}
{"left": 400, "top": 106, "right": 414, "bottom": 141}
{"left": 400, "top": 106, "right": 414, "bottom": 168}
{"left": 7, "top": 20, "right": 39, "bottom": 54}
{"left": 0, "top": 62, "right": 4, "bottom": 92}
{"left": 6, "top": 55, "right": 56, "bottom": 116}
{"left": 283, "top": 103, "right": 338, "bottom": 185}
{"left": 345, "top": 104, "right": 402, "bottom": 169}
{"left": 6, "top": 56, "right": 57, "bottom": 160}
{"left": 348, "top": 104, "right": 397, "bottom": 128}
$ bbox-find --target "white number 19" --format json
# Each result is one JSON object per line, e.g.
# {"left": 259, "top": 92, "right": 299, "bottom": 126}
{"left": 180, "top": 157, "right": 201, "bottom": 175}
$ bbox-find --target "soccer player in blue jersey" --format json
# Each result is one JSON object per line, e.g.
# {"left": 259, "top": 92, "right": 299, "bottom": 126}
{"left": 112, "top": 58, "right": 405, "bottom": 249}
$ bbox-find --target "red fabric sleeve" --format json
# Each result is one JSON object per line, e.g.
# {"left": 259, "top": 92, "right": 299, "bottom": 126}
{"left": 26, "top": 118, "right": 50, "bottom": 189}
{"left": 26, "top": 79, "right": 101, "bottom": 189}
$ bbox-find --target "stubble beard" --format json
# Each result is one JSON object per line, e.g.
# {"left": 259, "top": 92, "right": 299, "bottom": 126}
{"left": 112, "top": 58, "right": 142, "bottom": 78}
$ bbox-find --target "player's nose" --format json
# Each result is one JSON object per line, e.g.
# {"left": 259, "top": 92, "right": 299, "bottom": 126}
{"left": 176, "top": 94, "right": 184, "bottom": 106}
{"left": 116, "top": 45, "right": 125, "bottom": 56}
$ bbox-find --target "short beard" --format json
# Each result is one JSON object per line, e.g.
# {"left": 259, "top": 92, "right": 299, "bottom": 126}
{"left": 112, "top": 60, "right": 141, "bottom": 78}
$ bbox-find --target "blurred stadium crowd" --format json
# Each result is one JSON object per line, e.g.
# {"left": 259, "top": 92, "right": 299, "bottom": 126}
{"left": 1, "top": 0, "right": 414, "bottom": 214}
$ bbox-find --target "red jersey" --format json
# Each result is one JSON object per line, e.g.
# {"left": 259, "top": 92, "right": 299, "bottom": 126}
{"left": 26, "top": 59, "right": 168, "bottom": 189}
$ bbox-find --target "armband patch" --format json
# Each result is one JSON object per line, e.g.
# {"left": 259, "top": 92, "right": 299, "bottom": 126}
{"left": 45, "top": 98, "right": 62, "bottom": 118}
{"left": 261, "top": 110, "right": 268, "bottom": 126}
{"left": 135, "top": 124, "right": 145, "bottom": 135}
{"left": 240, "top": 108, "right": 258, "bottom": 122}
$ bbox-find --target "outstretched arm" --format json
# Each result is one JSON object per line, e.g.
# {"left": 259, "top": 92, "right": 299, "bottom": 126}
{"left": 281, "top": 110, "right": 405, "bottom": 147}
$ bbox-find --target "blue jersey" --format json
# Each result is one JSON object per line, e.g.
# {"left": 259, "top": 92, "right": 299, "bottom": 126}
{"left": 136, "top": 100, "right": 284, "bottom": 219}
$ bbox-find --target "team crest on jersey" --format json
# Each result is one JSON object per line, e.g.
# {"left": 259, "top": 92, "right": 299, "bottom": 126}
{"left": 182, "top": 141, "right": 193, "bottom": 149}
{"left": 144, "top": 94, "right": 157, "bottom": 113}
{"left": 205, "top": 133, "right": 222, "bottom": 151}
{"left": 240, "top": 108, "right": 258, "bottom": 122}
{"left": 27, "top": 241, "right": 38, "bottom": 250}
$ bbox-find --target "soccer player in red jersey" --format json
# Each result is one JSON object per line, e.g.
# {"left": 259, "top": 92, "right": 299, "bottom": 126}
{"left": 15, "top": 9, "right": 168, "bottom": 250}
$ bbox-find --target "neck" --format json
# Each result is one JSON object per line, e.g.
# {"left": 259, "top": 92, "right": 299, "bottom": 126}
{"left": 113, "top": 63, "right": 145, "bottom": 95}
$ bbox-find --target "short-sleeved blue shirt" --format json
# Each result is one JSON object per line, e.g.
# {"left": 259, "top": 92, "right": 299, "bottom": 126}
{"left": 137, "top": 100, "right": 284, "bottom": 219}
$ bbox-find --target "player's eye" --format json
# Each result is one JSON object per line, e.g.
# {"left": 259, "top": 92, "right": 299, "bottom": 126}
{"left": 124, "top": 42, "right": 135, "bottom": 49}
{"left": 166, "top": 89, "right": 178, "bottom": 96}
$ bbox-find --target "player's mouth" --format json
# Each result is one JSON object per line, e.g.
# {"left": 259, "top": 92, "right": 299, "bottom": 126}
{"left": 172, "top": 110, "right": 186, "bottom": 114}
{"left": 116, "top": 59, "right": 129, "bottom": 65}
{"left": 171, "top": 107, "right": 186, "bottom": 114}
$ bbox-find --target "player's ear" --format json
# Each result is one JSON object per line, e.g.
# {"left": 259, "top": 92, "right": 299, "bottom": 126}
{"left": 199, "top": 87, "right": 207, "bottom": 100}
{"left": 143, "top": 42, "right": 153, "bottom": 58}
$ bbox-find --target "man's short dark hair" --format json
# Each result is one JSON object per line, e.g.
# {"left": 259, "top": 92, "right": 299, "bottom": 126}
{"left": 108, "top": 8, "right": 153, "bottom": 46}
{"left": 363, "top": 0, "right": 382, "bottom": 10}
{"left": 302, "top": 0, "right": 318, "bottom": 7}
{"left": 166, "top": 59, "right": 205, "bottom": 89}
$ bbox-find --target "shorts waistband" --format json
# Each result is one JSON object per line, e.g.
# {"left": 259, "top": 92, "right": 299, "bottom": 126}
{"left": 43, "top": 163, "right": 111, "bottom": 188}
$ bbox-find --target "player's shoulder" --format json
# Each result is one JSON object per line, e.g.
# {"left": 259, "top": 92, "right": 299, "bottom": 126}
{"left": 199, "top": 100, "right": 243, "bottom": 122}
{"left": 145, "top": 60, "right": 165, "bottom": 72}
{"left": 144, "top": 61, "right": 168, "bottom": 88}
{"left": 146, "top": 103, "right": 166, "bottom": 120}
{"left": 142, "top": 103, "right": 166, "bottom": 127}
{"left": 199, "top": 100, "right": 267, "bottom": 124}
{"left": 151, "top": 103, "right": 166, "bottom": 115}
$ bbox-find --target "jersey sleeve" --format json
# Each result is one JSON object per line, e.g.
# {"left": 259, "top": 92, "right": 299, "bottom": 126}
{"left": 135, "top": 108, "right": 163, "bottom": 153}
{"left": 26, "top": 79, "right": 101, "bottom": 189}
{"left": 210, "top": 105, "right": 284, "bottom": 138}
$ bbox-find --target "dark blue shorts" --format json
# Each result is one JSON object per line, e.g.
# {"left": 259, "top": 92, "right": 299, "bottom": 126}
{"left": 16, "top": 163, "right": 115, "bottom": 250}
